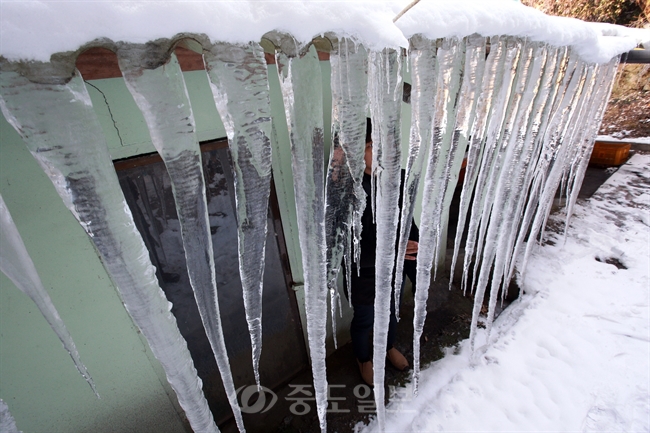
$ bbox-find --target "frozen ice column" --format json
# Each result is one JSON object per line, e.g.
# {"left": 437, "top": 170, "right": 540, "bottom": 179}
{"left": 275, "top": 42, "right": 329, "bottom": 433}
{"left": 117, "top": 45, "right": 245, "bottom": 432}
{"left": 0, "top": 194, "right": 98, "bottom": 398}
{"left": 204, "top": 42, "right": 273, "bottom": 390}
{"left": 406, "top": 36, "right": 482, "bottom": 393}
{"left": 368, "top": 48, "right": 403, "bottom": 432}
{"left": 326, "top": 39, "right": 369, "bottom": 309}
{"left": 0, "top": 67, "right": 218, "bottom": 433}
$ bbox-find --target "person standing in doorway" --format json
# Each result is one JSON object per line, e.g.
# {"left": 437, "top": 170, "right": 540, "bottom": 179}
{"left": 350, "top": 119, "right": 419, "bottom": 386}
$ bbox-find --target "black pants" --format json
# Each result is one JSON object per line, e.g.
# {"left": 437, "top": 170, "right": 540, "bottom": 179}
{"left": 349, "top": 268, "right": 402, "bottom": 363}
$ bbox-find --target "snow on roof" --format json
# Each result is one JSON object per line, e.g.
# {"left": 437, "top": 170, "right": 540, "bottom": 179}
{"left": 0, "top": 0, "right": 648, "bottom": 64}
{"left": 396, "top": 1, "right": 650, "bottom": 63}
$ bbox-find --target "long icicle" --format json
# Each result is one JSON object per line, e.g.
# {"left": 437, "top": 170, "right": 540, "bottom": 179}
{"left": 427, "top": 38, "right": 465, "bottom": 281}
{"left": 326, "top": 39, "right": 368, "bottom": 312}
{"left": 276, "top": 44, "right": 329, "bottom": 433}
{"left": 368, "top": 48, "right": 403, "bottom": 431}
{"left": 449, "top": 35, "right": 495, "bottom": 295}
{"left": 0, "top": 68, "right": 218, "bottom": 433}
{"left": 467, "top": 37, "right": 523, "bottom": 305}
{"left": 507, "top": 47, "right": 573, "bottom": 283}
{"left": 518, "top": 55, "right": 589, "bottom": 278}
{"left": 395, "top": 35, "right": 438, "bottom": 324}
{"left": 203, "top": 42, "right": 273, "bottom": 390}
{"left": 503, "top": 44, "right": 562, "bottom": 288}
{"left": 117, "top": 47, "right": 245, "bottom": 432}
{"left": 480, "top": 42, "right": 544, "bottom": 339}
{"left": 411, "top": 37, "right": 465, "bottom": 393}
{"left": 438, "top": 34, "right": 485, "bottom": 292}
{"left": 459, "top": 36, "right": 510, "bottom": 297}
{"left": 0, "top": 194, "right": 99, "bottom": 398}
{"left": 563, "top": 58, "right": 619, "bottom": 236}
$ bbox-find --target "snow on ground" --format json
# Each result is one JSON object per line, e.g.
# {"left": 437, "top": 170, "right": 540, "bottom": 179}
{"left": 598, "top": 135, "right": 650, "bottom": 145}
{"left": 359, "top": 154, "right": 650, "bottom": 432}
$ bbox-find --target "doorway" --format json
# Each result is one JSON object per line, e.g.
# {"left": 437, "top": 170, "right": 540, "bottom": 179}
{"left": 114, "top": 139, "right": 308, "bottom": 424}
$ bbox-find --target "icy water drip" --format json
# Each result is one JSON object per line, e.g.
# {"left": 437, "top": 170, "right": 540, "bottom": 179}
{"left": 204, "top": 42, "right": 273, "bottom": 390}
{"left": 117, "top": 49, "right": 245, "bottom": 432}
{"left": 326, "top": 39, "right": 369, "bottom": 311}
{"left": 0, "top": 194, "right": 99, "bottom": 398}
{"left": 368, "top": 48, "right": 403, "bottom": 431}
{"left": 276, "top": 45, "right": 329, "bottom": 433}
{"left": 0, "top": 399, "right": 21, "bottom": 433}
{"left": 0, "top": 70, "right": 218, "bottom": 433}
{"left": 478, "top": 41, "right": 545, "bottom": 337}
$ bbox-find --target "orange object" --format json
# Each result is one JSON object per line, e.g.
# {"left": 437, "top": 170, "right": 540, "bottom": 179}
{"left": 589, "top": 142, "right": 631, "bottom": 166}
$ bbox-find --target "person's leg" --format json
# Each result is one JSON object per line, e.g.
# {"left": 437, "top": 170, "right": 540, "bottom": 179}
{"left": 386, "top": 277, "right": 404, "bottom": 350}
{"left": 350, "top": 303, "right": 374, "bottom": 385}
{"left": 386, "top": 281, "right": 409, "bottom": 370}
{"left": 386, "top": 295, "right": 398, "bottom": 351}
{"left": 350, "top": 303, "right": 374, "bottom": 363}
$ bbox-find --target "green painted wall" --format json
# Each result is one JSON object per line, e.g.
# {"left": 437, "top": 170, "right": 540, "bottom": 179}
{"left": 0, "top": 115, "right": 188, "bottom": 433}
{"left": 0, "top": 52, "right": 419, "bottom": 432}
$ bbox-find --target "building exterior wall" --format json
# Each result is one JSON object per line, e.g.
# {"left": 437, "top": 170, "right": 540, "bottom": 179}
{"left": 0, "top": 57, "right": 372, "bottom": 431}
{"left": 0, "top": 115, "right": 189, "bottom": 433}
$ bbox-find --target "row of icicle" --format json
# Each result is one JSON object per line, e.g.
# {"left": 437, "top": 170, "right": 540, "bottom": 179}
{"left": 0, "top": 33, "right": 618, "bottom": 433}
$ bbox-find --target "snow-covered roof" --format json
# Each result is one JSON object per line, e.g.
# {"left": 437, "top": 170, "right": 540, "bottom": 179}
{"left": 0, "top": 0, "right": 648, "bottom": 64}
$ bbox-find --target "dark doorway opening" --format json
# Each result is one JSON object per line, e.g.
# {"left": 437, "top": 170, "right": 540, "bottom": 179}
{"left": 114, "top": 139, "right": 309, "bottom": 425}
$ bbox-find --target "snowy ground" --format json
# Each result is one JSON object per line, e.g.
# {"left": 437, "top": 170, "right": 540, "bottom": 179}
{"left": 360, "top": 153, "right": 650, "bottom": 432}
{"left": 598, "top": 135, "right": 650, "bottom": 145}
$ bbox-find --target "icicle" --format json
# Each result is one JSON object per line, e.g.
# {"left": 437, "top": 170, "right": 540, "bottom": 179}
{"left": 458, "top": 36, "right": 511, "bottom": 296}
{"left": 368, "top": 48, "right": 403, "bottom": 431}
{"left": 0, "top": 399, "right": 21, "bottom": 433}
{"left": 502, "top": 45, "right": 563, "bottom": 288}
{"left": 395, "top": 35, "right": 439, "bottom": 323}
{"left": 448, "top": 35, "right": 494, "bottom": 295}
{"left": 410, "top": 37, "right": 465, "bottom": 393}
{"left": 467, "top": 37, "right": 523, "bottom": 303}
{"left": 518, "top": 54, "right": 589, "bottom": 278}
{"left": 116, "top": 47, "right": 245, "bottom": 431}
{"left": 326, "top": 39, "right": 369, "bottom": 310}
{"left": 0, "top": 69, "right": 218, "bottom": 433}
{"left": 427, "top": 37, "right": 466, "bottom": 279}
{"left": 203, "top": 42, "right": 273, "bottom": 391}
{"left": 0, "top": 194, "right": 99, "bottom": 398}
{"left": 506, "top": 47, "right": 573, "bottom": 284}
{"left": 474, "top": 42, "right": 546, "bottom": 340}
{"left": 563, "top": 58, "right": 619, "bottom": 235}
{"left": 536, "top": 61, "right": 592, "bottom": 245}
{"left": 275, "top": 44, "right": 329, "bottom": 433}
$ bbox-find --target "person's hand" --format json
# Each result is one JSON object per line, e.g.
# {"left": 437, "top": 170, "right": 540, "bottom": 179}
{"left": 405, "top": 240, "right": 418, "bottom": 261}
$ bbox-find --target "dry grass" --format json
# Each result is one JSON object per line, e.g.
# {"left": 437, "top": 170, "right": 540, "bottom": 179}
{"left": 520, "top": 0, "right": 648, "bottom": 27}
{"left": 599, "top": 64, "right": 650, "bottom": 139}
